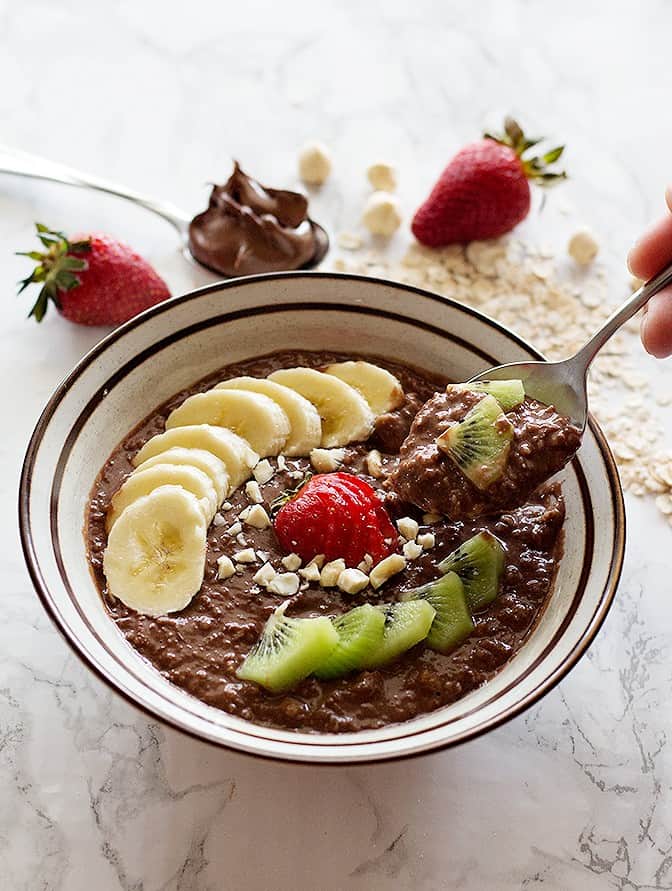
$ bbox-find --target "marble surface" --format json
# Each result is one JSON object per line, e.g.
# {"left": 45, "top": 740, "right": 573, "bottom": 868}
{"left": 2, "top": 1, "right": 672, "bottom": 888}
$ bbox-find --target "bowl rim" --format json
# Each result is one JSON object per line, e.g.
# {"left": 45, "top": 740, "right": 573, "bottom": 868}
{"left": 18, "top": 270, "right": 626, "bottom": 763}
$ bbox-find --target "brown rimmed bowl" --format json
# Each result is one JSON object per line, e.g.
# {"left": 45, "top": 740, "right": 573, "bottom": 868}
{"left": 19, "top": 272, "right": 625, "bottom": 763}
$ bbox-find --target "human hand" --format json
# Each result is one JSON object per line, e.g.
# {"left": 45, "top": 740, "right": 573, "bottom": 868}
{"left": 628, "top": 186, "right": 672, "bottom": 358}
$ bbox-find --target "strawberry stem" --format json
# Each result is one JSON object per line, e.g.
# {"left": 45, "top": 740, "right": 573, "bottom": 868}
{"left": 484, "top": 117, "right": 567, "bottom": 186}
{"left": 16, "top": 223, "right": 90, "bottom": 322}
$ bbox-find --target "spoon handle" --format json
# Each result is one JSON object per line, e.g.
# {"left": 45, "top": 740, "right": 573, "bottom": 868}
{"left": 571, "top": 260, "right": 672, "bottom": 371}
{"left": 0, "top": 144, "right": 190, "bottom": 236}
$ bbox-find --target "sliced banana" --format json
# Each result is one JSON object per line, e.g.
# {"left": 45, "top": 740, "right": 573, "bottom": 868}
{"left": 323, "top": 360, "right": 404, "bottom": 415}
{"left": 103, "top": 485, "right": 207, "bottom": 616}
{"left": 134, "top": 446, "right": 229, "bottom": 506}
{"left": 165, "top": 389, "right": 290, "bottom": 457}
{"left": 132, "top": 425, "right": 258, "bottom": 490}
{"left": 106, "top": 463, "right": 218, "bottom": 532}
{"left": 214, "top": 376, "right": 322, "bottom": 457}
{"left": 268, "top": 367, "right": 374, "bottom": 448}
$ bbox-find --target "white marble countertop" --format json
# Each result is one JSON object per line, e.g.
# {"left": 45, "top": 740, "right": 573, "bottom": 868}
{"left": 2, "top": 2, "right": 672, "bottom": 888}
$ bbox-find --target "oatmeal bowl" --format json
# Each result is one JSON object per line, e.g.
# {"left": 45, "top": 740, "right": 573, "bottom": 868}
{"left": 20, "top": 272, "right": 624, "bottom": 763}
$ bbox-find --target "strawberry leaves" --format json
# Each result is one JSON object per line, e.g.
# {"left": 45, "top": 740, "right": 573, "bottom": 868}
{"left": 16, "top": 223, "right": 90, "bottom": 322}
{"left": 485, "top": 117, "right": 567, "bottom": 186}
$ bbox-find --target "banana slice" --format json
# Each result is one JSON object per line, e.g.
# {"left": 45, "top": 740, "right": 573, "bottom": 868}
{"left": 132, "top": 425, "right": 258, "bottom": 490}
{"left": 323, "top": 361, "right": 404, "bottom": 415}
{"left": 134, "top": 447, "right": 229, "bottom": 506}
{"left": 268, "top": 367, "right": 374, "bottom": 448}
{"left": 214, "top": 376, "right": 322, "bottom": 456}
{"left": 106, "top": 463, "right": 218, "bottom": 532}
{"left": 103, "top": 485, "right": 207, "bottom": 616}
{"left": 165, "top": 390, "right": 290, "bottom": 457}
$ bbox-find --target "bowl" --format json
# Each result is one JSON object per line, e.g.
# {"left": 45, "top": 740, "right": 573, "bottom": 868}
{"left": 19, "top": 272, "right": 625, "bottom": 763}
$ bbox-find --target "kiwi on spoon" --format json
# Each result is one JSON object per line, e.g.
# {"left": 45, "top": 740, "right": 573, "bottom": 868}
{"left": 460, "top": 379, "right": 525, "bottom": 411}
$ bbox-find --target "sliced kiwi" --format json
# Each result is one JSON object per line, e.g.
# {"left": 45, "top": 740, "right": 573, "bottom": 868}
{"left": 313, "top": 604, "right": 386, "bottom": 680}
{"left": 438, "top": 531, "right": 505, "bottom": 612}
{"left": 360, "top": 601, "right": 436, "bottom": 669}
{"left": 461, "top": 379, "right": 525, "bottom": 411}
{"left": 436, "top": 394, "right": 513, "bottom": 489}
{"left": 236, "top": 602, "right": 339, "bottom": 693}
{"left": 403, "top": 571, "right": 474, "bottom": 653}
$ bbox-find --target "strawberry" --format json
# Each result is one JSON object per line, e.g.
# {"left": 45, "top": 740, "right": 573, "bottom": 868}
{"left": 411, "top": 118, "right": 566, "bottom": 247}
{"left": 17, "top": 223, "right": 171, "bottom": 325}
{"left": 273, "top": 472, "right": 397, "bottom": 567}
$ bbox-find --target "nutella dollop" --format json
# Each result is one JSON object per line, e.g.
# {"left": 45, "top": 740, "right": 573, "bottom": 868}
{"left": 188, "top": 162, "right": 328, "bottom": 276}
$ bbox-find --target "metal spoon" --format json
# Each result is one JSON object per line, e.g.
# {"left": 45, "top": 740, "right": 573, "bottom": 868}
{"left": 469, "top": 261, "right": 672, "bottom": 432}
{"left": 0, "top": 144, "right": 329, "bottom": 274}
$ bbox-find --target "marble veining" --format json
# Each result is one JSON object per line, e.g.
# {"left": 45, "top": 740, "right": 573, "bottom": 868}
{"left": 2, "top": 0, "right": 672, "bottom": 888}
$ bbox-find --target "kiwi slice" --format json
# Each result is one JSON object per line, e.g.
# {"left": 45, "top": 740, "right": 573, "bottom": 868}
{"left": 403, "top": 571, "right": 474, "bottom": 653}
{"left": 438, "top": 531, "right": 505, "bottom": 612}
{"left": 436, "top": 394, "right": 513, "bottom": 489}
{"left": 313, "top": 604, "right": 386, "bottom": 680}
{"left": 236, "top": 602, "right": 339, "bottom": 693}
{"left": 360, "top": 601, "right": 436, "bottom": 669}
{"left": 462, "top": 379, "right": 525, "bottom": 411}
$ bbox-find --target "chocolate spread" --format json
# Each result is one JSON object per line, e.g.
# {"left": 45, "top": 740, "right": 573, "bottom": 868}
{"left": 389, "top": 388, "right": 582, "bottom": 520}
{"left": 87, "top": 352, "right": 566, "bottom": 734}
{"left": 188, "top": 163, "right": 328, "bottom": 276}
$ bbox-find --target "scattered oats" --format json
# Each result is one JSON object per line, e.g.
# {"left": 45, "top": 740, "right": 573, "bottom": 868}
{"left": 299, "top": 561, "right": 321, "bottom": 582}
{"left": 417, "top": 532, "right": 436, "bottom": 550}
{"left": 216, "top": 555, "right": 235, "bottom": 579}
{"left": 253, "top": 459, "right": 274, "bottom": 484}
{"left": 253, "top": 563, "right": 277, "bottom": 587}
{"left": 281, "top": 553, "right": 302, "bottom": 571}
{"left": 338, "top": 231, "right": 364, "bottom": 251}
{"left": 244, "top": 504, "right": 272, "bottom": 529}
{"left": 366, "top": 449, "right": 384, "bottom": 478}
{"left": 333, "top": 257, "right": 347, "bottom": 271}
{"left": 233, "top": 548, "right": 256, "bottom": 564}
{"left": 310, "top": 447, "right": 346, "bottom": 473}
{"left": 221, "top": 501, "right": 233, "bottom": 511}
{"left": 245, "top": 480, "right": 263, "bottom": 503}
{"left": 403, "top": 540, "right": 424, "bottom": 560}
{"left": 277, "top": 455, "right": 287, "bottom": 471}
{"left": 212, "top": 513, "right": 227, "bottom": 527}
{"left": 655, "top": 494, "right": 672, "bottom": 516}
{"left": 227, "top": 521, "right": 243, "bottom": 536}
{"left": 568, "top": 228, "right": 599, "bottom": 265}
{"left": 397, "top": 516, "right": 420, "bottom": 540}
{"left": 337, "top": 567, "right": 370, "bottom": 594}
{"left": 422, "top": 512, "right": 442, "bottom": 524}
{"left": 320, "top": 559, "right": 347, "bottom": 587}
{"left": 369, "top": 554, "right": 406, "bottom": 589}
{"left": 630, "top": 275, "right": 644, "bottom": 291}
{"left": 656, "top": 392, "right": 672, "bottom": 406}
{"left": 298, "top": 141, "right": 332, "bottom": 185}
{"left": 268, "top": 572, "right": 301, "bottom": 596}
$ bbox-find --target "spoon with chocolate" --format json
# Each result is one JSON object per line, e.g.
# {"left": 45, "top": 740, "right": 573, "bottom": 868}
{"left": 0, "top": 146, "right": 329, "bottom": 276}
{"left": 391, "top": 261, "right": 672, "bottom": 520}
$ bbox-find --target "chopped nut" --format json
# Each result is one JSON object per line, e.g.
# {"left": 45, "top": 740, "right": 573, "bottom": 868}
{"left": 238, "top": 505, "right": 252, "bottom": 521}
{"left": 369, "top": 554, "right": 406, "bottom": 589}
{"left": 257, "top": 550, "right": 270, "bottom": 563}
{"left": 337, "top": 568, "right": 370, "bottom": 594}
{"left": 227, "top": 521, "right": 243, "bottom": 536}
{"left": 568, "top": 228, "right": 599, "bottom": 265}
{"left": 417, "top": 532, "right": 436, "bottom": 550}
{"left": 245, "top": 480, "right": 263, "bottom": 504}
{"left": 281, "top": 553, "right": 302, "bottom": 571}
{"left": 299, "top": 562, "right": 321, "bottom": 582}
{"left": 288, "top": 469, "right": 304, "bottom": 480}
{"left": 253, "top": 459, "right": 274, "bottom": 485}
{"left": 277, "top": 455, "right": 287, "bottom": 471}
{"left": 357, "top": 553, "right": 374, "bottom": 573}
{"left": 212, "top": 513, "right": 227, "bottom": 527}
{"left": 367, "top": 161, "right": 398, "bottom": 192}
{"left": 244, "top": 504, "right": 271, "bottom": 529}
{"left": 338, "top": 231, "right": 364, "bottom": 251}
{"left": 310, "top": 447, "right": 346, "bottom": 473}
{"left": 253, "top": 563, "right": 277, "bottom": 586}
{"left": 216, "top": 555, "right": 235, "bottom": 579}
{"left": 268, "top": 572, "right": 301, "bottom": 596}
{"left": 236, "top": 532, "right": 248, "bottom": 547}
{"left": 396, "top": 516, "right": 420, "bottom": 541}
{"left": 403, "top": 540, "right": 424, "bottom": 560}
{"left": 233, "top": 548, "right": 256, "bottom": 564}
{"left": 366, "top": 449, "right": 384, "bottom": 478}
{"left": 298, "top": 141, "right": 332, "bottom": 185}
{"left": 308, "top": 554, "right": 325, "bottom": 569}
{"left": 362, "top": 191, "right": 402, "bottom": 236}
{"left": 221, "top": 501, "right": 233, "bottom": 512}
{"left": 320, "top": 558, "right": 347, "bottom": 587}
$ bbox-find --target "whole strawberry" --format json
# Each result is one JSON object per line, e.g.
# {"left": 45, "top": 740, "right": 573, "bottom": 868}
{"left": 411, "top": 118, "right": 566, "bottom": 247}
{"left": 17, "top": 223, "right": 171, "bottom": 325}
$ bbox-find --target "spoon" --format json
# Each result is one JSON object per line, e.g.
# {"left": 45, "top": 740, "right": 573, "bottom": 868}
{"left": 0, "top": 144, "right": 329, "bottom": 274}
{"left": 469, "top": 261, "right": 672, "bottom": 432}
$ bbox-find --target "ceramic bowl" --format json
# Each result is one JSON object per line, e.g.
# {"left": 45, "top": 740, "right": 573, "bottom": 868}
{"left": 19, "top": 272, "right": 625, "bottom": 763}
